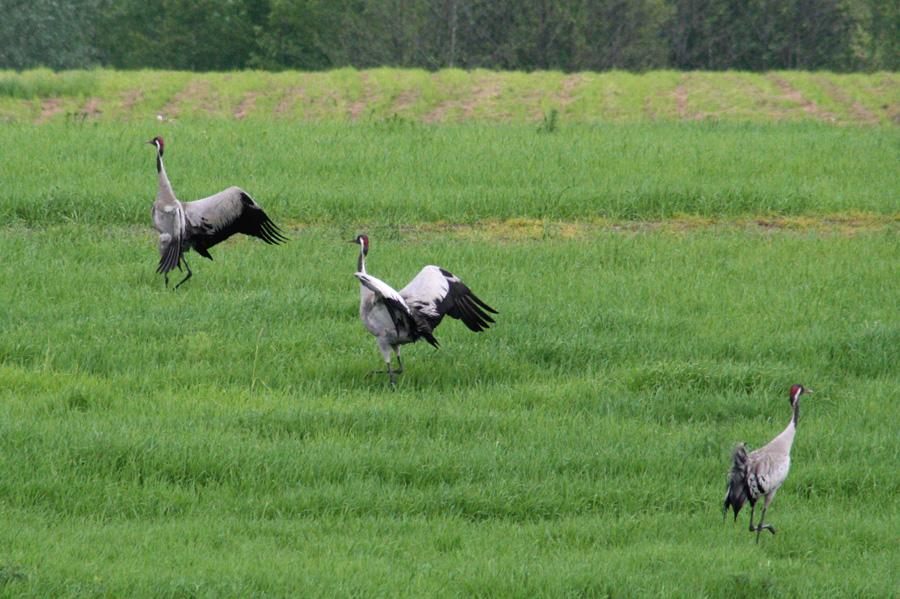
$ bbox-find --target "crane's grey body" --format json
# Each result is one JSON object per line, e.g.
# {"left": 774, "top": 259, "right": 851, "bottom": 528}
{"left": 351, "top": 235, "right": 497, "bottom": 384}
{"left": 148, "top": 137, "right": 286, "bottom": 288}
{"left": 724, "top": 385, "right": 808, "bottom": 543}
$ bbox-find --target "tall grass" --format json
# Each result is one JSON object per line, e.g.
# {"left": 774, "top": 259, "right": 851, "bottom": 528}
{"left": 0, "top": 69, "right": 98, "bottom": 99}
{"left": 1, "top": 121, "right": 897, "bottom": 226}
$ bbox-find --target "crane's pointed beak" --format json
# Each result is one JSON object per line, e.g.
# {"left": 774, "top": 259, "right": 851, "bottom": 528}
{"left": 348, "top": 239, "right": 358, "bottom": 244}
{"left": 805, "top": 389, "right": 813, "bottom": 394}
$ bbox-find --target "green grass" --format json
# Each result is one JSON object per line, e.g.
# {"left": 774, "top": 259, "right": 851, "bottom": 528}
{"left": 0, "top": 69, "right": 98, "bottom": 99}
{"left": 1, "top": 121, "right": 898, "bottom": 227}
{"left": 0, "top": 224, "right": 898, "bottom": 596}
{"left": 1, "top": 70, "right": 898, "bottom": 595}
{"left": 0, "top": 68, "right": 897, "bottom": 125}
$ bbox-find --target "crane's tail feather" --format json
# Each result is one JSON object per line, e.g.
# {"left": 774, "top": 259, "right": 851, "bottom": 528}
{"left": 723, "top": 443, "right": 750, "bottom": 521}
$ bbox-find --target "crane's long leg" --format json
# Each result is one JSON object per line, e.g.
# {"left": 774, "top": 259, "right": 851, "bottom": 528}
{"left": 174, "top": 256, "right": 193, "bottom": 289}
{"left": 755, "top": 494, "right": 776, "bottom": 543}
{"left": 393, "top": 345, "right": 403, "bottom": 375}
{"left": 368, "top": 339, "right": 397, "bottom": 386}
{"left": 747, "top": 502, "right": 756, "bottom": 533}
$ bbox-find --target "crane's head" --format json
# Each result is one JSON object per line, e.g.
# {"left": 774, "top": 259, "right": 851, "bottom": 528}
{"left": 147, "top": 136, "right": 164, "bottom": 155}
{"left": 789, "top": 384, "right": 810, "bottom": 406}
{"left": 349, "top": 234, "right": 369, "bottom": 255}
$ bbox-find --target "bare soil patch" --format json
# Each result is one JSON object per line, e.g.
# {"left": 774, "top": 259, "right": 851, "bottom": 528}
{"left": 768, "top": 76, "right": 836, "bottom": 123}
{"left": 160, "top": 79, "right": 215, "bottom": 119}
{"left": 37, "top": 98, "right": 64, "bottom": 123}
{"left": 814, "top": 77, "right": 880, "bottom": 125}
{"left": 555, "top": 74, "right": 587, "bottom": 106}
{"left": 386, "top": 214, "right": 897, "bottom": 242}
{"left": 462, "top": 78, "right": 503, "bottom": 119}
{"left": 672, "top": 77, "right": 690, "bottom": 120}
{"left": 82, "top": 98, "right": 102, "bottom": 119}
{"left": 425, "top": 75, "right": 504, "bottom": 123}
{"left": 423, "top": 101, "right": 453, "bottom": 123}
{"left": 349, "top": 72, "right": 379, "bottom": 120}
{"left": 234, "top": 92, "right": 258, "bottom": 120}
{"left": 390, "top": 88, "right": 420, "bottom": 114}
{"left": 276, "top": 86, "right": 306, "bottom": 116}
{"left": 121, "top": 89, "right": 143, "bottom": 112}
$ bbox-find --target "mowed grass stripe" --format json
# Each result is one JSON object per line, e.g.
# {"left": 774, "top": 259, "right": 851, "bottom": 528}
{"left": 2, "top": 122, "right": 898, "bottom": 226}
{"left": 0, "top": 68, "right": 897, "bottom": 125}
{"left": 0, "top": 226, "right": 897, "bottom": 595}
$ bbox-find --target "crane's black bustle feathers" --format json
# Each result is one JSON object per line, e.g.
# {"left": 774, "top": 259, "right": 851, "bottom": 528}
{"left": 380, "top": 296, "right": 417, "bottom": 339}
{"left": 723, "top": 443, "right": 751, "bottom": 521}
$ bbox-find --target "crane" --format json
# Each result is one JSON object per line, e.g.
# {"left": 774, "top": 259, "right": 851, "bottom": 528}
{"left": 723, "top": 384, "right": 811, "bottom": 543}
{"left": 350, "top": 234, "right": 498, "bottom": 384}
{"left": 148, "top": 136, "right": 287, "bottom": 288}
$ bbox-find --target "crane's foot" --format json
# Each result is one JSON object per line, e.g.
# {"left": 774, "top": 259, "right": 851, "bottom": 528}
{"left": 366, "top": 370, "right": 398, "bottom": 386}
{"left": 753, "top": 524, "right": 776, "bottom": 543}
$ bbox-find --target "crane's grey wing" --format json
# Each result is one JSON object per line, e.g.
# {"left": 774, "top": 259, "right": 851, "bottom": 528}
{"left": 184, "top": 187, "right": 287, "bottom": 252}
{"left": 153, "top": 202, "right": 186, "bottom": 274}
{"left": 400, "top": 265, "right": 498, "bottom": 333}
{"left": 355, "top": 272, "right": 418, "bottom": 336}
{"left": 354, "top": 273, "right": 412, "bottom": 316}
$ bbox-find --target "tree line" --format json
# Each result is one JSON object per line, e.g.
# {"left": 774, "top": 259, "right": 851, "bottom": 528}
{"left": 1, "top": 0, "right": 896, "bottom": 72}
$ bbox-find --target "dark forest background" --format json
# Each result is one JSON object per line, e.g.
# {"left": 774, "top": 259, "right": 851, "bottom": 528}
{"left": 1, "top": 0, "right": 897, "bottom": 72}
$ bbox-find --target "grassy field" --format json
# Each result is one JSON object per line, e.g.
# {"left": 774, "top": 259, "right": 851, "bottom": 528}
{"left": 0, "top": 68, "right": 898, "bottom": 125}
{"left": 2, "top": 121, "right": 898, "bottom": 226}
{"left": 1, "top": 69, "right": 899, "bottom": 596}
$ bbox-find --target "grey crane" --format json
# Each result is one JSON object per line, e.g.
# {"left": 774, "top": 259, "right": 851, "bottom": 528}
{"left": 350, "top": 234, "right": 498, "bottom": 385}
{"left": 723, "top": 384, "right": 811, "bottom": 543}
{"left": 147, "top": 136, "right": 287, "bottom": 288}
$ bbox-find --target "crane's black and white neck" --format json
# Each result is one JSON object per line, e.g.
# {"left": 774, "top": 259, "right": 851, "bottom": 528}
{"left": 148, "top": 136, "right": 176, "bottom": 203}
{"left": 352, "top": 234, "right": 369, "bottom": 274}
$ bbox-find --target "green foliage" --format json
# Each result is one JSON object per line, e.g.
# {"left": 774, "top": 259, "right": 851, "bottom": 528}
{"left": 94, "top": 0, "right": 264, "bottom": 70}
{"left": 0, "top": 0, "right": 895, "bottom": 71}
{"left": 0, "top": 0, "right": 102, "bottom": 69}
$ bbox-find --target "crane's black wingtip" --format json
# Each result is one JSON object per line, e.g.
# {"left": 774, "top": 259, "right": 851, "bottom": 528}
{"left": 260, "top": 217, "right": 289, "bottom": 244}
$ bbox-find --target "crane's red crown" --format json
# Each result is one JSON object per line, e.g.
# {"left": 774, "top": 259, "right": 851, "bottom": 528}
{"left": 356, "top": 234, "right": 369, "bottom": 249}
{"left": 789, "top": 384, "right": 805, "bottom": 402}
{"left": 148, "top": 136, "right": 164, "bottom": 154}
